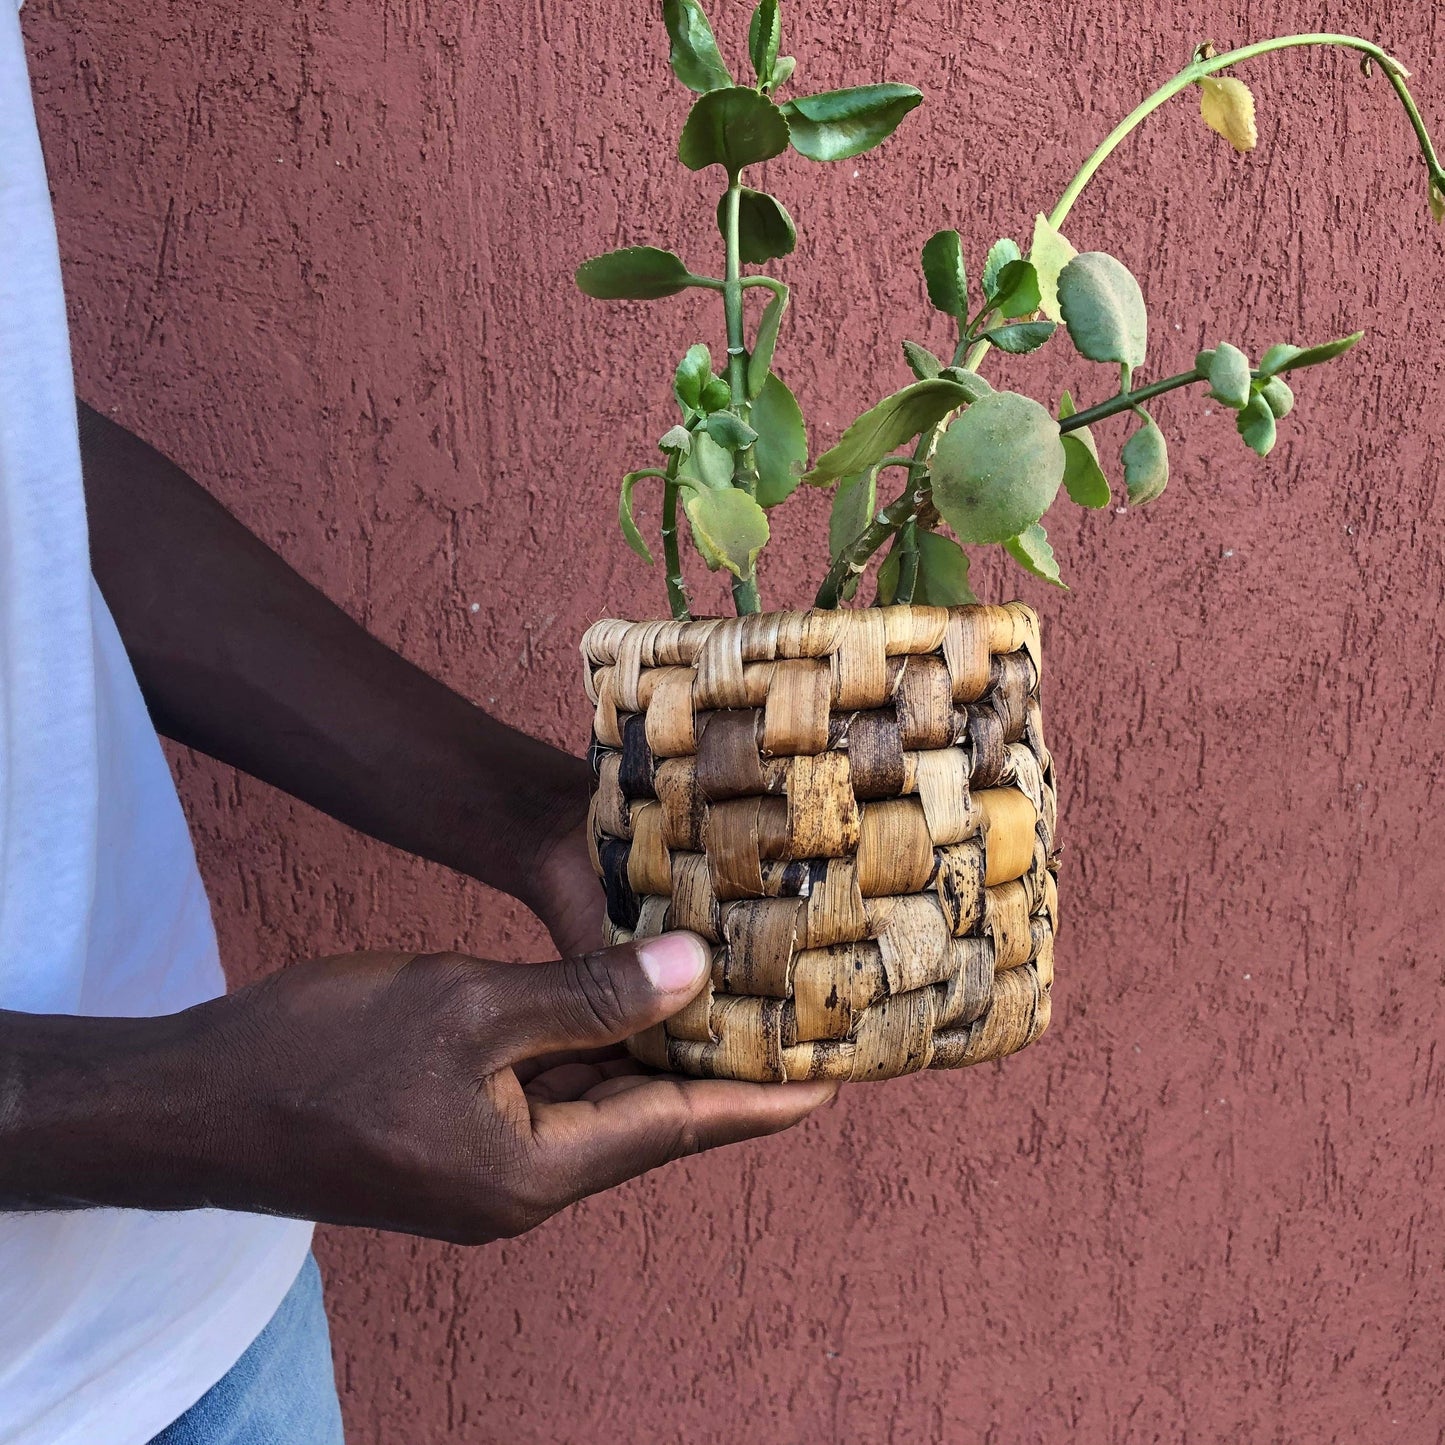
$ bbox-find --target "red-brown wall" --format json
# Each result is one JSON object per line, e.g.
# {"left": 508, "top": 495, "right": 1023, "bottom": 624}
{"left": 27, "top": 0, "right": 1445, "bottom": 1440}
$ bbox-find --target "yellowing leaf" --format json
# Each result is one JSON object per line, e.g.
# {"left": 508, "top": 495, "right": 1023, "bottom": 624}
{"left": 1029, "top": 213, "right": 1077, "bottom": 324}
{"left": 1431, "top": 178, "right": 1445, "bottom": 225}
{"left": 1200, "top": 76, "right": 1258, "bottom": 154}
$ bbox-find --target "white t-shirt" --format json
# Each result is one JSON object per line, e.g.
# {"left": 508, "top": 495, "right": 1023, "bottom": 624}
{"left": 0, "top": 6, "right": 314, "bottom": 1442}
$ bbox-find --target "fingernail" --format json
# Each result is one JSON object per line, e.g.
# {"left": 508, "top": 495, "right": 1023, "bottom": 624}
{"left": 637, "top": 933, "right": 710, "bottom": 993}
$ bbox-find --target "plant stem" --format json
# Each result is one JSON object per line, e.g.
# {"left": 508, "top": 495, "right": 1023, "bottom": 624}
{"left": 722, "top": 174, "right": 762, "bottom": 615}
{"left": 815, "top": 483, "right": 928, "bottom": 609}
{"left": 1058, "top": 368, "right": 1205, "bottom": 432}
{"left": 661, "top": 470, "right": 689, "bottom": 622}
{"left": 893, "top": 521, "right": 920, "bottom": 603}
{"left": 1051, "top": 35, "right": 1445, "bottom": 234}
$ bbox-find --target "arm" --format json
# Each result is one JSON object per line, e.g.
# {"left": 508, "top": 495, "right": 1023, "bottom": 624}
{"left": 0, "top": 935, "right": 835, "bottom": 1234}
{"left": 76, "top": 400, "right": 594, "bottom": 948}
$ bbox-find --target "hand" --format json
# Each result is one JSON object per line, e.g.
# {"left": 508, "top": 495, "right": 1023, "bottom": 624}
{"left": 133, "top": 932, "right": 832, "bottom": 1242}
{"left": 529, "top": 815, "right": 606, "bottom": 960}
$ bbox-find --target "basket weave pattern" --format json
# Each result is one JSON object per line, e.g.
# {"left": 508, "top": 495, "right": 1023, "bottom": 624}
{"left": 581, "top": 603, "right": 1058, "bottom": 1083}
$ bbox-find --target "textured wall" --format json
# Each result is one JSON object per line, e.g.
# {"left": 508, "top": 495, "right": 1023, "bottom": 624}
{"left": 25, "top": 0, "right": 1445, "bottom": 1440}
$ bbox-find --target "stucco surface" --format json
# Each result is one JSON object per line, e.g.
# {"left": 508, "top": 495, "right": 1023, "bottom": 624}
{"left": 24, "top": 0, "right": 1445, "bottom": 1440}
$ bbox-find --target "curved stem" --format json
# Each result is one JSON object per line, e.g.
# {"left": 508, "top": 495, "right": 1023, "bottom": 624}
{"left": 815, "top": 484, "right": 928, "bottom": 609}
{"left": 1052, "top": 35, "right": 1443, "bottom": 232}
{"left": 722, "top": 174, "right": 762, "bottom": 614}
{"left": 661, "top": 476, "right": 689, "bottom": 621}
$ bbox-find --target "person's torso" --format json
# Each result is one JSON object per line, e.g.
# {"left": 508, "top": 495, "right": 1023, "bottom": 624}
{"left": 0, "top": 6, "right": 312, "bottom": 1441}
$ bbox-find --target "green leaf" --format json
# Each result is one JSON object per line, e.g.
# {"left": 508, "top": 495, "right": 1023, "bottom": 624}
{"left": 674, "top": 343, "right": 712, "bottom": 411}
{"left": 720, "top": 187, "right": 797, "bottom": 263}
{"left": 699, "top": 375, "right": 733, "bottom": 412}
{"left": 983, "top": 320, "right": 1056, "bottom": 354}
{"left": 931, "top": 391, "right": 1066, "bottom": 544}
{"left": 1057, "top": 251, "right": 1148, "bottom": 370}
{"left": 683, "top": 486, "right": 770, "bottom": 579}
{"left": 576, "top": 246, "right": 695, "bottom": 300}
{"left": 1004, "top": 522, "right": 1066, "bottom": 589}
{"left": 747, "top": 287, "right": 789, "bottom": 398}
{"left": 705, "top": 411, "right": 759, "bottom": 450}
{"left": 1236, "top": 394, "right": 1277, "bottom": 458}
{"left": 982, "top": 238, "right": 1022, "bottom": 300}
{"left": 1259, "top": 375, "right": 1295, "bottom": 418}
{"left": 747, "top": 0, "right": 780, "bottom": 87}
{"left": 769, "top": 55, "right": 797, "bottom": 90}
{"left": 921, "top": 229, "right": 968, "bottom": 320}
{"left": 1206, "top": 342, "right": 1252, "bottom": 410}
{"left": 751, "top": 372, "right": 808, "bottom": 506}
{"left": 1260, "top": 331, "right": 1363, "bottom": 375}
{"left": 658, "top": 424, "right": 692, "bottom": 457}
{"left": 910, "top": 531, "right": 978, "bottom": 606}
{"left": 781, "top": 84, "right": 922, "bottom": 162}
{"left": 876, "top": 546, "right": 900, "bottom": 605}
{"left": 1120, "top": 407, "right": 1169, "bottom": 503}
{"left": 1058, "top": 391, "right": 1110, "bottom": 508}
{"left": 662, "top": 0, "right": 733, "bottom": 93}
{"left": 988, "top": 259, "right": 1042, "bottom": 320}
{"left": 1028, "top": 213, "right": 1077, "bottom": 323}
{"left": 619, "top": 472, "right": 658, "bottom": 563}
{"left": 902, "top": 339, "right": 944, "bottom": 380}
{"left": 803, "top": 377, "right": 975, "bottom": 485}
{"left": 679, "top": 87, "right": 791, "bottom": 175}
{"left": 829, "top": 466, "right": 878, "bottom": 559}
{"left": 938, "top": 368, "right": 993, "bottom": 402}
{"left": 679, "top": 429, "right": 736, "bottom": 490}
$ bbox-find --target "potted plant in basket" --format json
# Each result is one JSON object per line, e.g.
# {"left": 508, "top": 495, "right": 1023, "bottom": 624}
{"left": 573, "top": 1, "right": 1444, "bottom": 1084}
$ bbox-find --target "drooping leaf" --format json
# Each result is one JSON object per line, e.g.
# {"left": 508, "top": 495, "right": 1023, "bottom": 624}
{"left": 982, "top": 238, "right": 1022, "bottom": 301}
{"left": 658, "top": 424, "right": 692, "bottom": 457}
{"left": 683, "top": 486, "right": 771, "bottom": 578}
{"left": 803, "top": 377, "right": 975, "bottom": 484}
{"left": 828, "top": 466, "right": 878, "bottom": 559}
{"left": 1260, "top": 331, "right": 1363, "bottom": 375}
{"left": 1058, "top": 392, "right": 1110, "bottom": 509}
{"left": 1200, "top": 74, "right": 1258, "bottom": 153}
{"left": 576, "top": 246, "right": 694, "bottom": 300}
{"left": 751, "top": 372, "right": 808, "bottom": 506}
{"left": 1004, "top": 522, "right": 1067, "bottom": 589}
{"left": 679, "top": 87, "right": 791, "bottom": 174}
{"left": 719, "top": 186, "right": 797, "bottom": 263}
{"left": 747, "top": 0, "right": 780, "bottom": 87}
{"left": 1259, "top": 375, "right": 1295, "bottom": 418}
{"left": 910, "top": 530, "right": 978, "bottom": 606}
{"left": 674, "top": 343, "right": 713, "bottom": 411}
{"left": 988, "top": 259, "right": 1042, "bottom": 320}
{"left": 770, "top": 55, "right": 797, "bottom": 90}
{"left": 781, "top": 84, "right": 922, "bottom": 162}
{"left": 679, "top": 429, "right": 736, "bottom": 490}
{"left": 902, "top": 339, "right": 944, "bottom": 380}
{"left": 930, "top": 390, "right": 1066, "bottom": 544}
{"left": 1057, "top": 251, "right": 1148, "bottom": 370}
{"left": 1236, "top": 394, "right": 1277, "bottom": 457}
{"left": 619, "top": 471, "right": 658, "bottom": 563}
{"left": 921, "top": 229, "right": 968, "bottom": 320}
{"left": 747, "top": 287, "right": 789, "bottom": 398}
{"left": 1120, "top": 406, "right": 1169, "bottom": 503}
{"left": 1206, "top": 342, "right": 1252, "bottom": 410}
{"left": 983, "top": 320, "right": 1056, "bottom": 354}
{"left": 662, "top": 0, "right": 733, "bottom": 93}
{"left": 705, "top": 411, "right": 759, "bottom": 450}
{"left": 1029, "top": 212, "right": 1077, "bottom": 323}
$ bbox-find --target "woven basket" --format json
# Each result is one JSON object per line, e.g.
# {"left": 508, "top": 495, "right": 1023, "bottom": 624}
{"left": 581, "top": 603, "right": 1058, "bottom": 1083}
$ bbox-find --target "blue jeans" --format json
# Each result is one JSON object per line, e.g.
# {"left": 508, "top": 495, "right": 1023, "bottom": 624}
{"left": 148, "top": 1255, "right": 344, "bottom": 1444}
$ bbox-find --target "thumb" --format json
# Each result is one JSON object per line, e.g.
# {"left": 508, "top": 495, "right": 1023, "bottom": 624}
{"left": 481, "top": 932, "right": 711, "bottom": 1068}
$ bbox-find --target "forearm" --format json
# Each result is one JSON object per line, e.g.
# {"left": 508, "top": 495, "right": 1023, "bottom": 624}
{"left": 77, "top": 401, "right": 588, "bottom": 910}
{"left": 0, "top": 1006, "right": 232, "bottom": 1213}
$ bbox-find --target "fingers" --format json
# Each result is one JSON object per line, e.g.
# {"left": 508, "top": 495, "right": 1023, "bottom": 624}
{"left": 527, "top": 1076, "right": 838, "bottom": 1208}
{"left": 478, "top": 932, "right": 712, "bottom": 1069}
